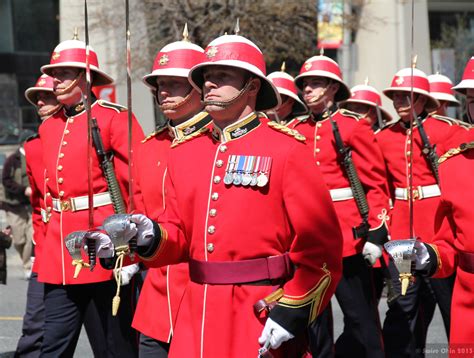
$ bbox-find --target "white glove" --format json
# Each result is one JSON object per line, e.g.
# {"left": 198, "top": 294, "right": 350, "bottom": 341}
{"left": 115, "top": 264, "right": 140, "bottom": 286}
{"left": 258, "top": 317, "right": 295, "bottom": 350}
{"left": 130, "top": 214, "right": 155, "bottom": 246}
{"left": 414, "top": 240, "right": 430, "bottom": 270}
{"left": 85, "top": 231, "right": 115, "bottom": 258}
{"left": 362, "top": 241, "right": 383, "bottom": 266}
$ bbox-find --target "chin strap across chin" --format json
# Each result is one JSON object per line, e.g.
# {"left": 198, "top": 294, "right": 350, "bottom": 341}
{"left": 202, "top": 79, "right": 253, "bottom": 108}
{"left": 157, "top": 89, "right": 195, "bottom": 111}
{"left": 39, "top": 103, "right": 63, "bottom": 120}
{"left": 54, "top": 71, "right": 84, "bottom": 96}
{"left": 308, "top": 86, "right": 329, "bottom": 104}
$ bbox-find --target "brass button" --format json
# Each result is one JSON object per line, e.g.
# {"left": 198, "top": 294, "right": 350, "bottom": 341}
{"left": 315, "top": 148, "right": 321, "bottom": 153}
{"left": 68, "top": 118, "right": 74, "bottom": 124}
{"left": 407, "top": 140, "right": 411, "bottom": 144}
{"left": 207, "top": 243, "right": 215, "bottom": 253}
{"left": 59, "top": 153, "right": 65, "bottom": 158}
{"left": 57, "top": 165, "right": 63, "bottom": 171}
{"left": 316, "top": 161, "right": 320, "bottom": 166}
{"left": 62, "top": 141, "right": 67, "bottom": 146}
{"left": 213, "top": 176, "right": 221, "bottom": 184}
{"left": 406, "top": 151, "right": 411, "bottom": 156}
{"left": 211, "top": 192, "right": 219, "bottom": 201}
{"left": 46, "top": 192, "right": 51, "bottom": 197}
{"left": 316, "top": 135, "right": 321, "bottom": 140}
{"left": 219, "top": 145, "right": 227, "bottom": 153}
{"left": 64, "top": 130, "right": 70, "bottom": 135}
{"left": 207, "top": 225, "right": 216, "bottom": 234}
{"left": 209, "top": 209, "right": 217, "bottom": 217}
{"left": 58, "top": 178, "right": 64, "bottom": 184}
{"left": 59, "top": 190, "right": 64, "bottom": 197}
{"left": 47, "top": 207, "right": 52, "bottom": 212}
{"left": 216, "top": 160, "right": 224, "bottom": 168}
{"left": 317, "top": 123, "right": 322, "bottom": 128}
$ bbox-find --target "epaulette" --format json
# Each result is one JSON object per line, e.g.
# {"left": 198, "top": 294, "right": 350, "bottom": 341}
{"left": 97, "top": 100, "right": 127, "bottom": 113}
{"left": 438, "top": 141, "right": 474, "bottom": 164}
{"left": 338, "top": 108, "right": 362, "bottom": 121}
{"left": 170, "top": 126, "right": 210, "bottom": 148}
{"left": 141, "top": 126, "right": 167, "bottom": 144}
{"left": 267, "top": 121, "right": 306, "bottom": 142}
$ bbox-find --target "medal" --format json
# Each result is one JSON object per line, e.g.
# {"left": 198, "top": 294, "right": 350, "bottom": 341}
{"left": 242, "top": 156, "right": 254, "bottom": 186}
{"left": 250, "top": 156, "right": 261, "bottom": 186}
{"left": 257, "top": 173, "right": 268, "bottom": 187}
{"left": 224, "top": 155, "right": 236, "bottom": 185}
{"left": 256, "top": 156, "right": 272, "bottom": 188}
{"left": 233, "top": 155, "right": 245, "bottom": 186}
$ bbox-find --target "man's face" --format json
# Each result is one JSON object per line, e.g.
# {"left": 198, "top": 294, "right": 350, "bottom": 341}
{"left": 202, "top": 66, "right": 248, "bottom": 113}
{"left": 267, "top": 95, "right": 294, "bottom": 122}
{"left": 155, "top": 76, "right": 201, "bottom": 121}
{"left": 392, "top": 92, "right": 426, "bottom": 122}
{"left": 36, "top": 91, "right": 59, "bottom": 119}
{"left": 51, "top": 67, "right": 83, "bottom": 106}
{"left": 301, "top": 77, "right": 329, "bottom": 106}
{"left": 345, "top": 102, "right": 375, "bottom": 124}
{"left": 466, "top": 88, "right": 474, "bottom": 121}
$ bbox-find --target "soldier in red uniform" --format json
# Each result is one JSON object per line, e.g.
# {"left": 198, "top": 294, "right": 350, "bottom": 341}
{"left": 339, "top": 81, "right": 393, "bottom": 131}
{"left": 38, "top": 39, "right": 143, "bottom": 357}
{"left": 131, "top": 34, "right": 211, "bottom": 357}
{"left": 413, "top": 140, "right": 474, "bottom": 357}
{"left": 376, "top": 67, "right": 467, "bottom": 357}
{"left": 92, "top": 33, "right": 343, "bottom": 357}
{"left": 290, "top": 55, "right": 389, "bottom": 358}
{"left": 265, "top": 64, "right": 308, "bottom": 125}
{"left": 453, "top": 56, "right": 474, "bottom": 123}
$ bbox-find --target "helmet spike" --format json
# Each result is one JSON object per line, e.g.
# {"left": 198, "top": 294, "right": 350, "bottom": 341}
{"left": 281, "top": 61, "right": 286, "bottom": 73}
{"left": 234, "top": 18, "right": 240, "bottom": 35}
{"left": 319, "top": 47, "right": 325, "bottom": 56}
{"left": 73, "top": 27, "right": 79, "bottom": 40}
{"left": 364, "top": 76, "right": 369, "bottom": 86}
{"left": 182, "top": 23, "right": 189, "bottom": 42}
{"left": 411, "top": 55, "right": 418, "bottom": 68}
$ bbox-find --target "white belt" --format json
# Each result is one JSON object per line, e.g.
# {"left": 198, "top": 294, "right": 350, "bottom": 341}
{"left": 329, "top": 187, "right": 354, "bottom": 201}
{"left": 394, "top": 185, "right": 441, "bottom": 201}
{"left": 52, "top": 192, "right": 113, "bottom": 212}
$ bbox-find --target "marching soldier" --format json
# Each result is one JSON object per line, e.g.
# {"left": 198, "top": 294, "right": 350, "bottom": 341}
{"left": 376, "top": 66, "right": 467, "bottom": 357}
{"left": 131, "top": 32, "right": 211, "bottom": 357}
{"left": 339, "top": 81, "right": 393, "bottom": 131}
{"left": 38, "top": 39, "right": 143, "bottom": 357}
{"left": 413, "top": 139, "right": 474, "bottom": 356}
{"left": 291, "top": 54, "right": 390, "bottom": 357}
{"left": 453, "top": 56, "right": 474, "bottom": 123}
{"left": 91, "top": 33, "right": 344, "bottom": 357}
{"left": 428, "top": 73, "right": 460, "bottom": 117}
{"left": 265, "top": 64, "right": 308, "bottom": 125}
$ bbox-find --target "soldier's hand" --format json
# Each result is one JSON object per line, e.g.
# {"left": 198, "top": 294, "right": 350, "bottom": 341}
{"left": 130, "top": 214, "right": 155, "bottom": 246}
{"left": 258, "top": 317, "right": 294, "bottom": 350}
{"left": 362, "top": 241, "right": 382, "bottom": 266}
{"left": 85, "top": 231, "right": 115, "bottom": 258}
{"left": 413, "top": 240, "right": 430, "bottom": 271}
{"left": 115, "top": 264, "right": 140, "bottom": 286}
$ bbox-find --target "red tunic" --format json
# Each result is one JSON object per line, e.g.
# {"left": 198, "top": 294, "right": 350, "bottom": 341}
{"left": 376, "top": 115, "right": 468, "bottom": 242}
{"left": 24, "top": 135, "right": 48, "bottom": 274}
{"left": 288, "top": 109, "right": 390, "bottom": 257}
{"left": 38, "top": 99, "right": 143, "bottom": 284}
{"left": 132, "top": 112, "right": 212, "bottom": 342}
{"left": 430, "top": 142, "right": 474, "bottom": 351}
{"left": 140, "top": 113, "right": 343, "bottom": 358}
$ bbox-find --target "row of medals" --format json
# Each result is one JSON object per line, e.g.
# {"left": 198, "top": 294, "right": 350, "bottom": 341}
{"left": 223, "top": 155, "right": 271, "bottom": 188}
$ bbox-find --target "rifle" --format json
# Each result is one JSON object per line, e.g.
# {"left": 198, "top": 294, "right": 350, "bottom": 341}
{"left": 329, "top": 109, "right": 398, "bottom": 303}
{"left": 410, "top": 102, "right": 439, "bottom": 184}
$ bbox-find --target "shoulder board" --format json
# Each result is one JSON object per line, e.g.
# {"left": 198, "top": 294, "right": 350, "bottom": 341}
{"left": 430, "top": 114, "right": 458, "bottom": 126}
{"left": 267, "top": 121, "right": 306, "bottom": 142}
{"left": 97, "top": 100, "right": 127, "bottom": 113}
{"left": 25, "top": 133, "right": 39, "bottom": 142}
{"left": 171, "top": 127, "right": 210, "bottom": 148}
{"left": 141, "top": 126, "right": 167, "bottom": 144}
{"left": 338, "top": 108, "right": 362, "bottom": 121}
{"left": 438, "top": 141, "right": 474, "bottom": 164}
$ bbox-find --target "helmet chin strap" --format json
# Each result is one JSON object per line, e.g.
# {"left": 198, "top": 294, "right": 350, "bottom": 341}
{"left": 308, "top": 86, "right": 329, "bottom": 104}
{"left": 202, "top": 79, "right": 253, "bottom": 108}
{"left": 38, "top": 103, "right": 63, "bottom": 120}
{"left": 157, "top": 88, "right": 195, "bottom": 111}
{"left": 54, "top": 71, "right": 84, "bottom": 96}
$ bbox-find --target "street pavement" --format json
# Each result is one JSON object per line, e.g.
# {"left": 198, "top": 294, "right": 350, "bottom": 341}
{"left": 0, "top": 248, "right": 448, "bottom": 357}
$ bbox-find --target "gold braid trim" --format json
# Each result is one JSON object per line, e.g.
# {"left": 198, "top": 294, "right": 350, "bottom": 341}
{"left": 438, "top": 141, "right": 474, "bottom": 164}
{"left": 138, "top": 225, "right": 169, "bottom": 262}
{"left": 278, "top": 264, "right": 331, "bottom": 324}
{"left": 170, "top": 127, "right": 210, "bottom": 148}
{"left": 267, "top": 121, "right": 306, "bottom": 142}
{"left": 339, "top": 108, "right": 362, "bottom": 121}
{"left": 141, "top": 126, "right": 167, "bottom": 143}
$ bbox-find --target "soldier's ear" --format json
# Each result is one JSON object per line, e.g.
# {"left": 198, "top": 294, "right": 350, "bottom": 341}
{"left": 248, "top": 77, "right": 261, "bottom": 94}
